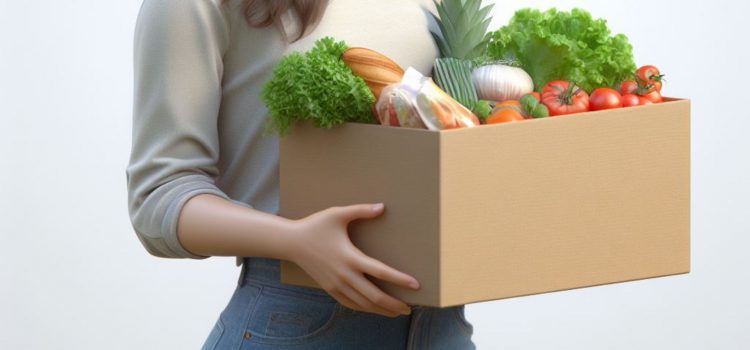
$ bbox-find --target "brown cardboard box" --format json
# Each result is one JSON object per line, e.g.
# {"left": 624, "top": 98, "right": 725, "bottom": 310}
{"left": 278, "top": 98, "right": 691, "bottom": 307}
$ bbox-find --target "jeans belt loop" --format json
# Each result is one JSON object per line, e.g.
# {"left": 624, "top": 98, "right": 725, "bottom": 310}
{"left": 237, "top": 258, "right": 248, "bottom": 288}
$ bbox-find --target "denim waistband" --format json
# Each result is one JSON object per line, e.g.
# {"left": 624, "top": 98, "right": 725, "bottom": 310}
{"left": 239, "top": 256, "right": 332, "bottom": 297}
{"left": 239, "top": 256, "right": 425, "bottom": 308}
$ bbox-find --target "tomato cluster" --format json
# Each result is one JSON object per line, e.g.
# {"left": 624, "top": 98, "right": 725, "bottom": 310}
{"left": 484, "top": 65, "right": 665, "bottom": 124}
{"left": 620, "top": 65, "right": 665, "bottom": 105}
{"left": 539, "top": 65, "right": 665, "bottom": 116}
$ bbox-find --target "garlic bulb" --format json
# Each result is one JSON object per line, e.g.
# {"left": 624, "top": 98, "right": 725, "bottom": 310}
{"left": 472, "top": 64, "right": 534, "bottom": 102}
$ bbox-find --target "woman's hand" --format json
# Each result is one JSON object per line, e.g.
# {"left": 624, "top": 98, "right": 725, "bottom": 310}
{"left": 287, "top": 203, "right": 420, "bottom": 318}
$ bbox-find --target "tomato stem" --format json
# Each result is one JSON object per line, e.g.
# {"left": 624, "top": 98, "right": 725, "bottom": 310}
{"left": 556, "top": 81, "right": 583, "bottom": 105}
{"left": 631, "top": 73, "right": 657, "bottom": 95}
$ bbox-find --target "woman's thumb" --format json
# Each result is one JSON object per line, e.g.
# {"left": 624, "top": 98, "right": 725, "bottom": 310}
{"left": 337, "top": 203, "right": 385, "bottom": 222}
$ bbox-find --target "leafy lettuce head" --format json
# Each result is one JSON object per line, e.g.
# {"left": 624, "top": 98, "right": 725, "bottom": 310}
{"left": 487, "top": 8, "right": 637, "bottom": 92}
{"left": 261, "top": 37, "right": 376, "bottom": 136}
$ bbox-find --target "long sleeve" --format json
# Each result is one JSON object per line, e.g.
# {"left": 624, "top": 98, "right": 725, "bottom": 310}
{"left": 126, "top": 0, "right": 251, "bottom": 259}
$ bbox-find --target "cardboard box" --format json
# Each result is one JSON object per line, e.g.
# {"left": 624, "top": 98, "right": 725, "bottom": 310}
{"left": 278, "top": 98, "right": 690, "bottom": 308}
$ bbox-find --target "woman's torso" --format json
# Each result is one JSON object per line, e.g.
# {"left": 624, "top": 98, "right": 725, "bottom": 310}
{"left": 213, "top": 0, "right": 440, "bottom": 214}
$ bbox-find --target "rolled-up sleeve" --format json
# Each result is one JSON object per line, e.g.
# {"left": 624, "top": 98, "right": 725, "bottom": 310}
{"left": 126, "top": 0, "right": 247, "bottom": 259}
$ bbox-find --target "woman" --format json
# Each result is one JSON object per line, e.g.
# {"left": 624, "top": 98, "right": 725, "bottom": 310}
{"left": 126, "top": 0, "right": 475, "bottom": 348}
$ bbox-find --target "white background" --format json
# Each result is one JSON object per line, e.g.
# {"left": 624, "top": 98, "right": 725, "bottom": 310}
{"left": 1, "top": 0, "right": 748, "bottom": 349}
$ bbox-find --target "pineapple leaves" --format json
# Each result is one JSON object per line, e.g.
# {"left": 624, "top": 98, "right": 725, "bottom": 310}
{"left": 431, "top": 0, "right": 494, "bottom": 60}
{"left": 430, "top": 30, "right": 451, "bottom": 58}
{"left": 430, "top": 0, "right": 495, "bottom": 112}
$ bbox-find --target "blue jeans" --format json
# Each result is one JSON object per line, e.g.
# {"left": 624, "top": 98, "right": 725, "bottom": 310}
{"left": 202, "top": 257, "right": 476, "bottom": 349}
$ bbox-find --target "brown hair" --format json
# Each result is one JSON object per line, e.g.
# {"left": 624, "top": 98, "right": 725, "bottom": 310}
{"left": 223, "top": 0, "right": 330, "bottom": 43}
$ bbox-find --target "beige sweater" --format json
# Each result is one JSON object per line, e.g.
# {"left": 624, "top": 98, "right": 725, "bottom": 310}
{"left": 126, "top": 0, "right": 440, "bottom": 266}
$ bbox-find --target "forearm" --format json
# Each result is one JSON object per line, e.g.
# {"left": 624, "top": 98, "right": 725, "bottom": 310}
{"left": 176, "top": 193, "right": 298, "bottom": 260}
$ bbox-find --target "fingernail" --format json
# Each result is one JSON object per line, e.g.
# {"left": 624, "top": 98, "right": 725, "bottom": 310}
{"left": 402, "top": 307, "right": 412, "bottom": 315}
{"left": 372, "top": 203, "right": 384, "bottom": 211}
{"left": 409, "top": 280, "right": 420, "bottom": 289}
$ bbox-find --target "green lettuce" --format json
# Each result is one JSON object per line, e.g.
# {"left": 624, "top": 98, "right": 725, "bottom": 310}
{"left": 261, "top": 37, "right": 376, "bottom": 136}
{"left": 486, "top": 8, "right": 636, "bottom": 92}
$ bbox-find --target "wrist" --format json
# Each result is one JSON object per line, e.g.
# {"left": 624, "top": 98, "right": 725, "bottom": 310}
{"left": 270, "top": 216, "right": 303, "bottom": 263}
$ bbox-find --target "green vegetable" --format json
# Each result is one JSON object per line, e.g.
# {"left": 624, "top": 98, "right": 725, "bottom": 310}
{"left": 429, "top": 0, "right": 494, "bottom": 111}
{"left": 520, "top": 94, "right": 549, "bottom": 118}
{"left": 261, "top": 37, "right": 376, "bottom": 136}
{"left": 472, "top": 100, "right": 493, "bottom": 121}
{"left": 487, "top": 8, "right": 637, "bottom": 92}
{"left": 433, "top": 58, "right": 478, "bottom": 110}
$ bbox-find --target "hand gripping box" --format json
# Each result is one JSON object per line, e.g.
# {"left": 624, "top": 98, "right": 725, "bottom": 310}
{"left": 278, "top": 98, "right": 691, "bottom": 307}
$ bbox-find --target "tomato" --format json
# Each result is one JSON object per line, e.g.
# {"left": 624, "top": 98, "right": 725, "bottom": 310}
{"left": 621, "top": 80, "right": 638, "bottom": 95}
{"left": 637, "top": 80, "right": 661, "bottom": 94}
{"left": 622, "top": 76, "right": 662, "bottom": 96}
{"left": 642, "top": 90, "right": 663, "bottom": 103}
{"left": 636, "top": 65, "right": 663, "bottom": 85}
{"left": 636, "top": 65, "right": 665, "bottom": 93}
{"left": 622, "top": 94, "right": 654, "bottom": 107}
{"left": 650, "top": 80, "right": 662, "bottom": 93}
{"left": 486, "top": 108, "right": 525, "bottom": 124}
{"left": 492, "top": 100, "right": 525, "bottom": 117}
{"left": 621, "top": 94, "right": 641, "bottom": 107}
{"left": 541, "top": 80, "right": 590, "bottom": 116}
{"left": 589, "top": 88, "right": 623, "bottom": 111}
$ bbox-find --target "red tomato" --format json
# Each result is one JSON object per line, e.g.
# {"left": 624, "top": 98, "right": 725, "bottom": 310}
{"left": 637, "top": 80, "right": 662, "bottom": 94}
{"left": 621, "top": 94, "right": 641, "bottom": 107}
{"left": 541, "top": 80, "right": 590, "bottom": 116}
{"left": 622, "top": 94, "right": 654, "bottom": 107}
{"left": 589, "top": 88, "right": 623, "bottom": 111}
{"left": 622, "top": 77, "right": 662, "bottom": 95}
{"left": 621, "top": 80, "right": 638, "bottom": 95}
{"left": 650, "top": 80, "right": 662, "bottom": 93}
{"left": 636, "top": 65, "right": 663, "bottom": 84}
{"left": 637, "top": 65, "right": 665, "bottom": 93}
{"left": 642, "top": 90, "right": 663, "bottom": 103}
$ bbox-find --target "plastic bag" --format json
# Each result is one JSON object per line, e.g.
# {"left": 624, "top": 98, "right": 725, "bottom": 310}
{"left": 375, "top": 83, "right": 426, "bottom": 128}
{"left": 375, "top": 67, "right": 479, "bottom": 130}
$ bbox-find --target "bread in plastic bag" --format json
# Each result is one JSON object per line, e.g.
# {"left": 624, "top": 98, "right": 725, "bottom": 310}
{"left": 375, "top": 67, "right": 479, "bottom": 130}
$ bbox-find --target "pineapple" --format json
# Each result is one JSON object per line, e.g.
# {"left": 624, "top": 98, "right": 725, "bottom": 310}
{"left": 430, "top": 0, "right": 494, "bottom": 112}
{"left": 431, "top": 0, "right": 495, "bottom": 60}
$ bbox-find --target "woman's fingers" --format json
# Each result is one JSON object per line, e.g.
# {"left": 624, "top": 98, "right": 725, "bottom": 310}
{"left": 339, "top": 281, "right": 402, "bottom": 318}
{"left": 331, "top": 203, "right": 420, "bottom": 291}
{"left": 302, "top": 202, "right": 419, "bottom": 318}
{"left": 345, "top": 269, "right": 412, "bottom": 316}
{"left": 333, "top": 203, "right": 385, "bottom": 223}
{"left": 354, "top": 251, "right": 420, "bottom": 290}
{"left": 327, "top": 289, "right": 362, "bottom": 313}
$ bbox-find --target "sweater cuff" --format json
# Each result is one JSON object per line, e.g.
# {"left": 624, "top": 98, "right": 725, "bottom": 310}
{"left": 160, "top": 175, "right": 253, "bottom": 259}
